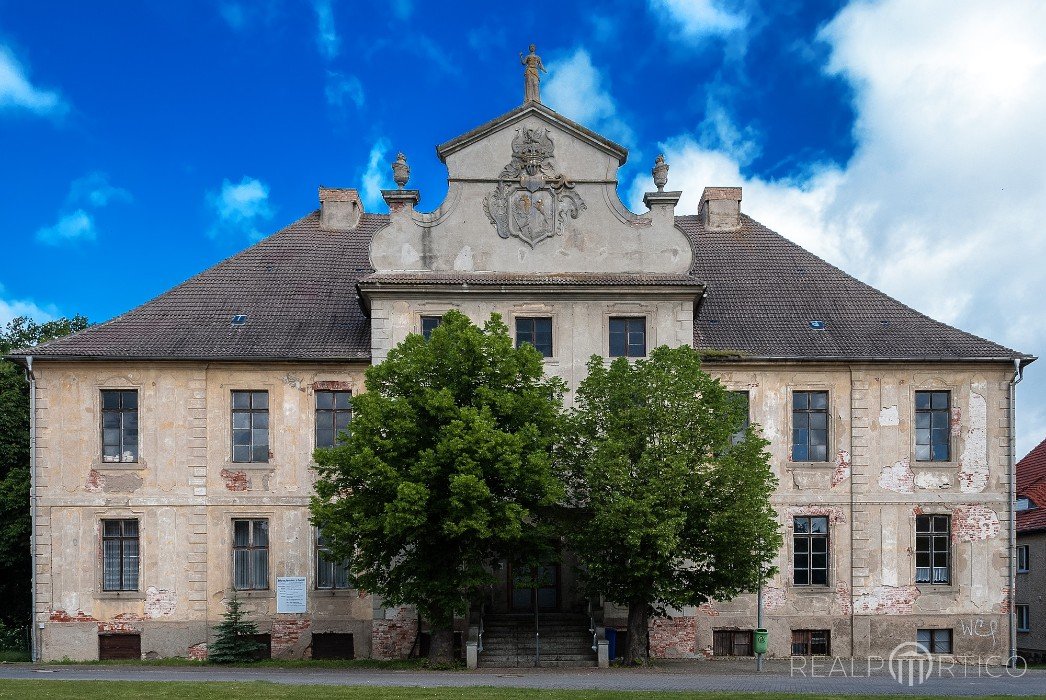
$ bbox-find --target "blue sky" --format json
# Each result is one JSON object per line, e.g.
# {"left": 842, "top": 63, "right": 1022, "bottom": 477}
{"left": 2, "top": 0, "right": 1045, "bottom": 455}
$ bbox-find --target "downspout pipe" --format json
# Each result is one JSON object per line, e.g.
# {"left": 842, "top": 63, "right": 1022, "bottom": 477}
{"left": 25, "top": 356, "right": 37, "bottom": 662}
{"left": 1009, "top": 358, "right": 1024, "bottom": 668}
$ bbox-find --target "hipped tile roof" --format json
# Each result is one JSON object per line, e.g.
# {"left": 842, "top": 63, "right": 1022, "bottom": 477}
{"left": 10, "top": 210, "right": 1031, "bottom": 365}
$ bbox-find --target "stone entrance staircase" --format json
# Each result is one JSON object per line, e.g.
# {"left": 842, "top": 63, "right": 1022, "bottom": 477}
{"left": 478, "top": 612, "right": 597, "bottom": 667}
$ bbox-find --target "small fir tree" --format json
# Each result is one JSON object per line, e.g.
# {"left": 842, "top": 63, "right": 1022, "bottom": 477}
{"left": 208, "top": 593, "right": 263, "bottom": 663}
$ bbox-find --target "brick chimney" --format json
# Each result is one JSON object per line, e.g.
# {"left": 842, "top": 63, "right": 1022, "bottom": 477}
{"left": 700, "top": 187, "right": 742, "bottom": 231}
{"left": 318, "top": 187, "right": 364, "bottom": 231}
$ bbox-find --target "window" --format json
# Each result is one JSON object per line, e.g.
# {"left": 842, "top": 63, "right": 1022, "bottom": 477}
{"left": 609, "top": 317, "right": 646, "bottom": 358}
{"left": 793, "top": 516, "right": 829, "bottom": 586}
{"left": 1016, "top": 497, "right": 1032, "bottom": 511}
{"left": 101, "top": 390, "right": 138, "bottom": 463}
{"left": 791, "top": 630, "right": 830, "bottom": 656}
{"left": 791, "top": 391, "right": 828, "bottom": 462}
{"left": 515, "top": 317, "right": 553, "bottom": 357}
{"left": 231, "top": 391, "right": 269, "bottom": 463}
{"left": 421, "top": 315, "right": 442, "bottom": 340}
{"left": 916, "top": 629, "right": 952, "bottom": 654}
{"left": 712, "top": 629, "right": 753, "bottom": 656}
{"left": 730, "top": 391, "right": 750, "bottom": 444}
{"left": 315, "top": 390, "right": 352, "bottom": 448}
{"left": 915, "top": 391, "right": 950, "bottom": 461}
{"left": 102, "top": 519, "right": 139, "bottom": 591}
{"left": 1018, "top": 544, "right": 1030, "bottom": 573}
{"left": 915, "top": 515, "right": 950, "bottom": 584}
{"left": 233, "top": 519, "right": 269, "bottom": 590}
{"left": 316, "top": 530, "right": 350, "bottom": 589}
{"left": 1018, "top": 605, "right": 1031, "bottom": 632}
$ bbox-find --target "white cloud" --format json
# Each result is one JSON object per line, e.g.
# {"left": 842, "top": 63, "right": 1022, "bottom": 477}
{"left": 360, "top": 138, "right": 391, "bottom": 210}
{"left": 67, "top": 172, "right": 132, "bottom": 208}
{"left": 0, "top": 284, "right": 57, "bottom": 327}
{"left": 543, "top": 48, "right": 635, "bottom": 148}
{"left": 34, "top": 172, "right": 130, "bottom": 246}
{"left": 207, "top": 176, "right": 275, "bottom": 243}
{"left": 313, "top": 0, "right": 339, "bottom": 60}
{"left": 325, "top": 71, "right": 364, "bottom": 110}
{"left": 0, "top": 45, "right": 68, "bottom": 118}
{"left": 649, "top": 0, "right": 748, "bottom": 41}
{"left": 35, "top": 210, "right": 95, "bottom": 245}
{"left": 631, "top": 0, "right": 1046, "bottom": 455}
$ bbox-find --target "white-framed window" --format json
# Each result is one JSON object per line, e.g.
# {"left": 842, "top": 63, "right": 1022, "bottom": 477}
{"left": 1018, "top": 544, "right": 1030, "bottom": 573}
{"left": 1017, "top": 605, "right": 1031, "bottom": 632}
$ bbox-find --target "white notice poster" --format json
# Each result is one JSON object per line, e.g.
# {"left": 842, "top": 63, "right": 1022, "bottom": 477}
{"left": 276, "top": 576, "right": 307, "bottom": 613}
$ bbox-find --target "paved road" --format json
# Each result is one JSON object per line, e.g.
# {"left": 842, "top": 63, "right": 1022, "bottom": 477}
{"left": 0, "top": 661, "right": 1042, "bottom": 696}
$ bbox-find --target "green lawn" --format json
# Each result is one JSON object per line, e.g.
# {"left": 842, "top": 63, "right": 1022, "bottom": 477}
{"left": 0, "top": 681, "right": 1024, "bottom": 700}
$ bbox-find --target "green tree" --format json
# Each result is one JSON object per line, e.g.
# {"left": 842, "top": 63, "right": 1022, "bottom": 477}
{"left": 559, "top": 346, "right": 781, "bottom": 665}
{"left": 0, "top": 315, "right": 89, "bottom": 641}
{"left": 208, "top": 593, "right": 263, "bottom": 663}
{"left": 311, "top": 311, "right": 565, "bottom": 665}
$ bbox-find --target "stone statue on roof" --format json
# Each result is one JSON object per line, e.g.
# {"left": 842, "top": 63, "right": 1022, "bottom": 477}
{"left": 520, "top": 44, "right": 547, "bottom": 103}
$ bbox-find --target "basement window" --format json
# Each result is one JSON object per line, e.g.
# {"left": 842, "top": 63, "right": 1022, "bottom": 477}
{"left": 916, "top": 629, "right": 952, "bottom": 654}
{"left": 791, "top": 629, "right": 830, "bottom": 656}
{"left": 712, "top": 629, "right": 753, "bottom": 656}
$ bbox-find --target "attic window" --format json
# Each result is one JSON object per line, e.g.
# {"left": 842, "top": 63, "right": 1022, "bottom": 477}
{"left": 1016, "top": 497, "right": 1032, "bottom": 511}
{"left": 231, "top": 314, "right": 248, "bottom": 326}
{"left": 809, "top": 320, "right": 825, "bottom": 330}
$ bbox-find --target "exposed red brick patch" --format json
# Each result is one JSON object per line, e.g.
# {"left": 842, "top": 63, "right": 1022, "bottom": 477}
{"left": 49, "top": 609, "right": 97, "bottom": 623}
{"left": 188, "top": 642, "right": 208, "bottom": 661}
{"left": 950, "top": 406, "right": 962, "bottom": 437}
{"left": 831, "top": 450, "right": 851, "bottom": 488}
{"left": 786, "top": 505, "right": 845, "bottom": 525}
{"left": 371, "top": 607, "right": 417, "bottom": 660}
{"left": 852, "top": 585, "right": 920, "bottom": 615}
{"left": 313, "top": 381, "right": 354, "bottom": 391}
{"left": 99, "top": 620, "right": 141, "bottom": 633}
{"left": 85, "top": 470, "right": 104, "bottom": 492}
{"left": 763, "top": 586, "right": 786, "bottom": 612}
{"left": 997, "top": 586, "right": 1011, "bottom": 614}
{"left": 649, "top": 617, "right": 696, "bottom": 658}
{"left": 697, "top": 602, "right": 719, "bottom": 616}
{"left": 272, "top": 618, "right": 312, "bottom": 658}
{"left": 835, "top": 583, "right": 852, "bottom": 616}
{"left": 952, "top": 504, "right": 1001, "bottom": 542}
{"left": 220, "top": 469, "right": 250, "bottom": 492}
{"left": 145, "top": 586, "right": 176, "bottom": 618}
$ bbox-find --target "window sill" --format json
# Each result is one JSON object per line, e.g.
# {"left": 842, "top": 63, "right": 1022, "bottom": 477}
{"left": 95, "top": 590, "right": 145, "bottom": 600}
{"left": 790, "top": 585, "right": 833, "bottom": 595}
{"left": 916, "top": 584, "right": 958, "bottom": 594}
{"left": 911, "top": 461, "right": 959, "bottom": 470}
{"left": 91, "top": 458, "right": 148, "bottom": 471}
{"left": 789, "top": 462, "right": 834, "bottom": 470}
{"left": 224, "top": 462, "right": 276, "bottom": 471}
{"left": 234, "top": 589, "right": 275, "bottom": 598}
{"left": 314, "top": 588, "right": 358, "bottom": 597}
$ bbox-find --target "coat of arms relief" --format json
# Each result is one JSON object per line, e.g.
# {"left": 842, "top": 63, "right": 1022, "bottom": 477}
{"left": 483, "top": 127, "right": 586, "bottom": 247}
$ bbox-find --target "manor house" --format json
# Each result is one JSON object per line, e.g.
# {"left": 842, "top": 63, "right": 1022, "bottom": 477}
{"left": 10, "top": 55, "right": 1033, "bottom": 665}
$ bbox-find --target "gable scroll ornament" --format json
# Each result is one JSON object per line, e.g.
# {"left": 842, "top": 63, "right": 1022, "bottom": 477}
{"left": 483, "top": 127, "right": 586, "bottom": 248}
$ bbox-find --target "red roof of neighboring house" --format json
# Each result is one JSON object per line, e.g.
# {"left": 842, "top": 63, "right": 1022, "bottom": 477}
{"left": 1017, "top": 437, "right": 1046, "bottom": 534}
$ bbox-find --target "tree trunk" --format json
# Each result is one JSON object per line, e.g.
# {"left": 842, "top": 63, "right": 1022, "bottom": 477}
{"left": 427, "top": 627, "right": 456, "bottom": 666}
{"left": 625, "top": 601, "right": 650, "bottom": 665}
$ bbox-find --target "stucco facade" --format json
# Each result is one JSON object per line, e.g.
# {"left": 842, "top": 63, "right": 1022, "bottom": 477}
{"left": 19, "top": 87, "right": 1028, "bottom": 664}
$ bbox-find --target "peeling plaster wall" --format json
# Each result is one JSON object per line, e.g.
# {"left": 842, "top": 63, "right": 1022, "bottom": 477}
{"left": 33, "top": 358, "right": 1013, "bottom": 662}
{"left": 32, "top": 362, "right": 376, "bottom": 661}
{"left": 672, "top": 363, "right": 1013, "bottom": 660}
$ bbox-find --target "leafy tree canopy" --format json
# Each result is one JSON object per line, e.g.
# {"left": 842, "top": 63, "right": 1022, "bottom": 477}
{"left": 559, "top": 346, "right": 781, "bottom": 664}
{"left": 310, "top": 311, "right": 565, "bottom": 663}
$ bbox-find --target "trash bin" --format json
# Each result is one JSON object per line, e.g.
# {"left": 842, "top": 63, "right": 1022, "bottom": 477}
{"left": 605, "top": 627, "right": 617, "bottom": 660}
{"left": 754, "top": 628, "right": 768, "bottom": 655}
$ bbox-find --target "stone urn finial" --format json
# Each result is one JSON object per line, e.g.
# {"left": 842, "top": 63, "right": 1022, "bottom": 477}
{"left": 392, "top": 152, "right": 410, "bottom": 189}
{"left": 652, "top": 154, "right": 669, "bottom": 192}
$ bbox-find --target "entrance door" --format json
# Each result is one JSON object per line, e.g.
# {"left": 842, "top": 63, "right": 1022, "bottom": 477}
{"left": 508, "top": 563, "right": 559, "bottom": 611}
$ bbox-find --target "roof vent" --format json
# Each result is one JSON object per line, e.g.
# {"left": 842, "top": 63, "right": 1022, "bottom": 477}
{"left": 231, "top": 314, "right": 248, "bottom": 326}
{"left": 809, "top": 320, "right": 825, "bottom": 330}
